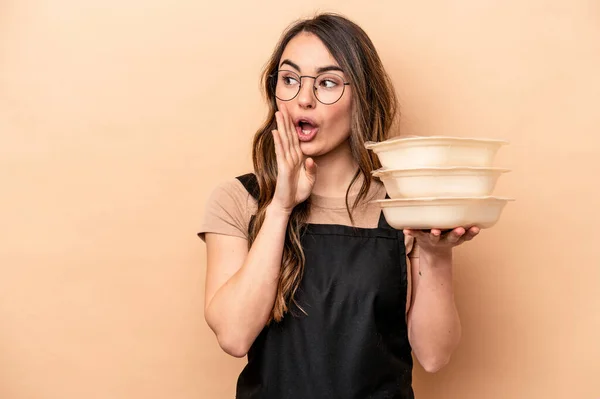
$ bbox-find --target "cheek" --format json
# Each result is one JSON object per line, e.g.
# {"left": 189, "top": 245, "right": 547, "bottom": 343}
{"left": 327, "top": 102, "right": 352, "bottom": 138}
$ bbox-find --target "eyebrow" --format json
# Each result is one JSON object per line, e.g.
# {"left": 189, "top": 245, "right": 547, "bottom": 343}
{"left": 279, "top": 59, "right": 345, "bottom": 74}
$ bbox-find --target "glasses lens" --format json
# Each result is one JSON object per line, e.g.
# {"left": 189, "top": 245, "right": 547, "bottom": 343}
{"left": 314, "top": 73, "right": 345, "bottom": 104}
{"left": 273, "top": 70, "right": 346, "bottom": 104}
{"left": 274, "top": 71, "right": 301, "bottom": 101}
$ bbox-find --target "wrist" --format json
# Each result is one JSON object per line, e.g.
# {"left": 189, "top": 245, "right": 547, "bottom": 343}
{"left": 266, "top": 203, "right": 292, "bottom": 220}
{"left": 420, "top": 248, "right": 453, "bottom": 269}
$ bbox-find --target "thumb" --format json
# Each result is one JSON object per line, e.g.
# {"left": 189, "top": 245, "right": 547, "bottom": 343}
{"left": 304, "top": 158, "right": 317, "bottom": 181}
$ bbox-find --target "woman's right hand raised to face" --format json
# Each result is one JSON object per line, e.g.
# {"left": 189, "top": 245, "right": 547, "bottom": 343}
{"left": 270, "top": 104, "right": 317, "bottom": 215}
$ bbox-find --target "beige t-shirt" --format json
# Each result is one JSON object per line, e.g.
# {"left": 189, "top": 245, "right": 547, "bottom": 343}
{"left": 198, "top": 176, "right": 419, "bottom": 258}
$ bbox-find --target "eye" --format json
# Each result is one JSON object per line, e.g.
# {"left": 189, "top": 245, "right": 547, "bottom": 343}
{"left": 316, "top": 74, "right": 344, "bottom": 89}
{"left": 320, "top": 79, "right": 337, "bottom": 88}
{"left": 280, "top": 73, "right": 300, "bottom": 86}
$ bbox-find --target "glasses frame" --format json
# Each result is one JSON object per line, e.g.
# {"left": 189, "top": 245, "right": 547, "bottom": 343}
{"left": 270, "top": 69, "right": 351, "bottom": 105}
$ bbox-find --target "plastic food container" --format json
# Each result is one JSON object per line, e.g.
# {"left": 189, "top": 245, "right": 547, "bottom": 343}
{"left": 372, "top": 196, "right": 514, "bottom": 230}
{"left": 365, "top": 136, "right": 509, "bottom": 169}
{"left": 372, "top": 166, "right": 511, "bottom": 198}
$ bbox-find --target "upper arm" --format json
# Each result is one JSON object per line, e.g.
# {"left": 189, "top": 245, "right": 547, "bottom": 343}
{"left": 404, "top": 236, "right": 420, "bottom": 316}
{"left": 204, "top": 233, "right": 248, "bottom": 312}
{"left": 197, "top": 178, "right": 255, "bottom": 311}
{"left": 405, "top": 255, "right": 419, "bottom": 317}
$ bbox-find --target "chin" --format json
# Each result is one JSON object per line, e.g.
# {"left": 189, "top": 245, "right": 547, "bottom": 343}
{"left": 300, "top": 137, "right": 349, "bottom": 158}
{"left": 299, "top": 141, "right": 321, "bottom": 157}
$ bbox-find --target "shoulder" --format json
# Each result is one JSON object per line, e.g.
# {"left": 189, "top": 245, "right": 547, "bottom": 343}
{"left": 212, "top": 175, "right": 252, "bottom": 198}
{"left": 208, "top": 175, "right": 258, "bottom": 213}
{"left": 197, "top": 174, "right": 258, "bottom": 241}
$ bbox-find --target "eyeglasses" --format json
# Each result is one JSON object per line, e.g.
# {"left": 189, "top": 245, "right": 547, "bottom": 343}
{"left": 270, "top": 69, "right": 350, "bottom": 105}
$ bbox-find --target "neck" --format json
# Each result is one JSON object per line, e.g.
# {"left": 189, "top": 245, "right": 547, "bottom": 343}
{"left": 311, "top": 140, "right": 360, "bottom": 198}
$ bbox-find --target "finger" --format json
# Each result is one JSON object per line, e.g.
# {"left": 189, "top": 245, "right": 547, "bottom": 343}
{"left": 275, "top": 111, "right": 291, "bottom": 159}
{"left": 463, "top": 226, "right": 480, "bottom": 241}
{"left": 293, "top": 132, "right": 303, "bottom": 161}
{"left": 286, "top": 106, "right": 298, "bottom": 146}
{"left": 429, "top": 229, "right": 442, "bottom": 244}
{"left": 403, "top": 229, "right": 427, "bottom": 240}
{"left": 285, "top": 107, "right": 302, "bottom": 160}
{"left": 304, "top": 158, "right": 317, "bottom": 183}
{"left": 446, "top": 227, "right": 466, "bottom": 244}
{"left": 280, "top": 105, "right": 298, "bottom": 162}
{"left": 272, "top": 130, "right": 284, "bottom": 163}
{"left": 403, "top": 229, "right": 418, "bottom": 238}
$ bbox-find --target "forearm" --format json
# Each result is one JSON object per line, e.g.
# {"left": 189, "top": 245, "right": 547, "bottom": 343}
{"left": 205, "top": 205, "right": 290, "bottom": 356}
{"left": 408, "top": 251, "right": 461, "bottom": 372}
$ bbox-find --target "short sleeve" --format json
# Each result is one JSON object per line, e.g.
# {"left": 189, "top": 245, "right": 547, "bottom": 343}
{"left": 404, "top": 235, "right": 420, "bottom": 258}
{"left": 197, "top": 178, "right": 255, "bottom": 242}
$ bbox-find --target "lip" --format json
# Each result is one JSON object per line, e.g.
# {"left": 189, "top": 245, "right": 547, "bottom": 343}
{"left": 293, "top": 116, "right": 320, "bottom": 142}
{"left": 293, "top": 116, "right": 319, "bottom": 128}
{"left": 296, "top": 126, "right": 319, "bottom": 142}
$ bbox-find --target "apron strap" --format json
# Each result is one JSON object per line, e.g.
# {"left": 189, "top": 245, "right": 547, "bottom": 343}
{"left": 378, "top": 193, "right": 406, "bottom": 260}
{"left": 236, "top": 173, "right": 260, "bottom": 201}
{"left": 236, "top": 173, "right": 259, "bottom": 236}
{"left": 377, "top": 193, "right": 392, "bottom": 229}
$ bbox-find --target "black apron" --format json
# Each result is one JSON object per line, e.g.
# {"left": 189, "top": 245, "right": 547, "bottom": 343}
{"left": 235, "top": 173, "right": 414, "bottom": 399}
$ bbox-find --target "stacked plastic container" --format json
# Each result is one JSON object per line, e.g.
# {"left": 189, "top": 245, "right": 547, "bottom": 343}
{"left": 364, "top": 136, "right": 514, "bottom": 230}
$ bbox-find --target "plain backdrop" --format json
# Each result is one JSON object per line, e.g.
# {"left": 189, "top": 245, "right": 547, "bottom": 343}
{"left": 1, "top": 0, "right": 599, "bottom": 398}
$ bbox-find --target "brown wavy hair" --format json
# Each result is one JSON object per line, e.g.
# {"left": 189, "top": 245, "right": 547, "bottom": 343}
{"left": 250, "top": 12, "right": 399, "bottom": 323}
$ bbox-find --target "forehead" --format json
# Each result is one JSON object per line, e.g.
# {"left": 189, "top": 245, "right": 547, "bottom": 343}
{"left": 279, "top": 32, "right": 340, "bottom": 73}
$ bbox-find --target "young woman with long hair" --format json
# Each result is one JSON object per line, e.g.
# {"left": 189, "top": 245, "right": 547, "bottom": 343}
{"left": 198, "top": 12, "right": 479, "bottom": 398}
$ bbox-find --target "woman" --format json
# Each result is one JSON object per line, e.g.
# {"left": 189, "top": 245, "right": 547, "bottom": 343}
{"left": 198, "top": 12, "right": 479, "bottom": 398}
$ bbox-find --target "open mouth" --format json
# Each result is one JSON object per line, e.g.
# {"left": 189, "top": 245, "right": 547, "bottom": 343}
{"left": 295, "top": 118, "right": 319, "bottom": 142}
{"left": 298, "top": 120, "right": 317, "bottom": 135}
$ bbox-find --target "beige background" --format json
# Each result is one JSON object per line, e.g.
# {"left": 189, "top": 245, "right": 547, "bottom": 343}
{"left": 1, "top": 0, "right": 599, "bottom": 398}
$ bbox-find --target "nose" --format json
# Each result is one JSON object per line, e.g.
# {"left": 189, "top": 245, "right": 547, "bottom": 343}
{"left": 297, "top": 77, "right": 316, "bottom": 109}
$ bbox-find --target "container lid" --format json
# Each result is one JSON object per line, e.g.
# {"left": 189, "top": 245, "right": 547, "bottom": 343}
{"left": 365, "top": 135, "right": 510, "bottom": 151}
{"left": 371, "top": 166, "right": 511, "bottom": 177}
{"left": 372, "top": 196, "right": 516, "bottom": 207}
